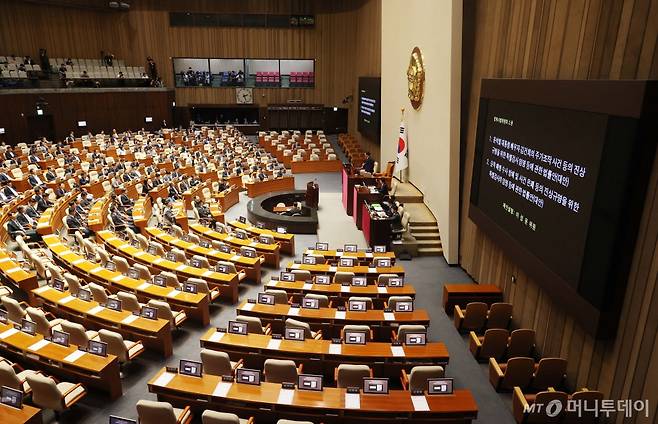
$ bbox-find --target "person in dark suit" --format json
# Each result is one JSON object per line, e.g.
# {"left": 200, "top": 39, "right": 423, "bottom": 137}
{"left": 4, "top": 149, "right": 16, "bottom": 161}
{"left": 193, "top": 197, "right": 212, "bottom": 220}
{"left": 168, "top": 184, "right": 180, "bottom": 200}
{"left": 15, "top": 206, "right": 36, "bottom": 229}
{"left": 0, "top": 182, "right": 19, "bottom": 202}
{"left": 7, "top": 218, "right": 40, "bottom": 242}
{"left": 66, "top": 213, "right": 92, "bottom": 237}
{"left": 117, "top": 192, "right": 133, "bottom": 208}
{"left": 54, "top": 183, "right": 67, "bottom": 197}
{"left": 25, "top": 199, "right": 40, "bottom": 219}
{"left": 45, "top": 167, "right": 57, "bottom": 182}
{"left": 28, "top": 169, "right": 44, "bottom": 188}
{"left": 0, "top": 167, "right": 10, "bottom": 183}
{"left": 28, "top": 151, "right": 41, "bottom": 164}
{"left": 363, "top": 152, "right": 375, "bottom": 174}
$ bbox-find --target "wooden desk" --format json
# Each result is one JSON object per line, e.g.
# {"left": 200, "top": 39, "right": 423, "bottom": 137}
{"left": 341, "top": 166, "right": 379, "bottom": 216}
{"left": 291, "top": 159, "right": 342, "bottom": 174}
{"left": 36, "top": 191, "right": 77, "bottom": 235}
{"left": 200, "top": 330, "right": 449, "bottom": 378}
{"left": 303, "top": 249, "right": 395, "bottom": 263}
{"left": 145, "top": 227, "right": 262, "bottom": 283}
{"left": 353, "top": 186, "right": 382, "bottom": 230}
{"left": 286, "top": 262, "right": 405, "bottom": 281}
{"left": 216, "top": 185, "right": 240, "bottom": 211}
{"left": 149, "top": 184, "right": 169, "bottom": 202}
{"left": 147, "top": 368, "right": 478, "bottom": 424}
{"left": 235, "top": 301, "right": 429, "bottom": 340}
{"left": 88, "top": 194, "right": 111, "bottom": 232}
{"left": 190, "top": 224, "right": 280, "bottom": 268}
{"left": 0, "top": 322, "right": 122, "bottom": 399}
{"left": 442, "top": 284, "right": 504, "bottom": 313}
{"left": 265, "top": 279, "right": 416, "bottom": 300}
{"left": 96, "top": 230, "right": 241, "bottom": 304}
{"left": 44, "top": 234, "right": 210, "bottom": 325}
{"left": 0, "top": 402, "right": 42, "bottom": 424}
{"left": 0, "top": 250, "right": 39, "bottom": 302}
{"left": 133, "top": 196, "right": 152, "bottom": 229}
{"left": 245, "top": 176, "right": 295, "bottom": 198}
{"left": 32, "top": 285, "right": 173, "bottom": 357}
{"left": 228, "top": 220, "right": 295, "bottom": 255}
{"left": 362, "top": 202, "right": 395, "bottom": 249}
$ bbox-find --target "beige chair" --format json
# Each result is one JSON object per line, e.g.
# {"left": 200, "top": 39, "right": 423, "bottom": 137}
{"left": 565, "top": 389, "right": 605, "bottom": 424}
{"left": 96, "top": 248, "right": 111, "bottom": 266}
{"left": 401, "top": 365, "right": 445, "bottom": 391}
{"left": 171, "top": 225, "right": 185, "bottom": 239}
{"left": 1, "top": 296, "right": 27, "bottom": 323}
{"left": 264, "top": 359, "right": 301, "bottom": 384}
{"left": 507, "top": 329, "right": 536, "bottom": 359}
{"left": 489, "top": 357, "right": 535, "bottom": 391}
{"left": 341, "top": 324, "right": 373, "bottom": 342}
{"left": 111, "top": 255, "right": 131, "bottom": 275}
{"left": 264, "top": 289, "right": 289, "bottom": 304}
{"left": 376, "top": 273, "right": 399, "bottom": 285}
{"left": 117, "top": 292, "right": 144, "bottom": 313}
{"left": 217, "top": 261, "right": 246, "bottom": 281}
{"left": 239, "top": 246, "right": 261, "bottom": 262}
{"left": 136, "top": 399, "right": 193, "bottom": 424}
{"left": 335, "top": 364, "right": 372, "bottom": 388}
{"left": 470, "top": 328, "right": 509, "bottom": 361}
{"left": 393, "top": 324, "right": 427, "bottom": 342}
{"left": 136, "top": 234, "right": 149, "bottom": 249}
{"left": 454, "top": 302, "right": 488, "bottom": 332}
{"left": 333, "top": 271, "right": 355, "bottom": 284}
{"left": 235, "top": 315, "right": 271, "bottom": 335}
{"left": 26, "top": 373, "right": 87, "bottom": 413}
{"left": 60, "top": 320, "right": 98, "bottom": 347}
{"left": 161, "top": 271, "right": 180, "bottom": 288}
{"left": 190, "top": 255, "right": 210, "bottom": 269}
{"left": 98, "top": 329, "right": 144, "bottom": 364}
{"left": 185, "top": 278, "right": 220, "bottom": 302}
{"left": 169, "top": 248, "right": 187, "bottom": 263}
{"left": 148, "top": 242, "right": 166, "bottom": 257}
{"left": 291, "top": 269, "right": 312, "bottom": 281}
{"left": 63, "top": 272, "right": 84, "bottom": 296}
{"left": 88, "top": 282, "right": 113, "bottom": 304}
{"left": 26, "top": 307, "right": 63, "bottom": 337}
{"left": 0, "top": 361, "right": 40, "bottom": 394}
{"left": 285, "top": 318, "right": 322, "bottom": 340}
{"left": 133, "top": 263, "right": 152, "bottom": 280}
{"left": 387, "top": 296, "right": 413, "bottom": 310}
{"left": 348, "top": 296, "right": 373, "bottom": 310}
{"left": 202, "top": 410, "right": 254, "bottom": 424}
{"left": 531, "top": 358, "right": 567, "bottom": 391}
{"left": 259, "top": 234, "right": 274, "bottom": 244}
{"left": 486, "top": 302, "right": 513, "bottom": 329}
{"left": 200, "top": 349, "right": 243, "bottom": 376}
{"left": 147, "top": 299, "right": 186, "bottom": 329}
{"left": 303, "top": 293, "right": 330, "bottom": 308}
{"left": 0, "top": 285, "right": 12, "bottom": 298}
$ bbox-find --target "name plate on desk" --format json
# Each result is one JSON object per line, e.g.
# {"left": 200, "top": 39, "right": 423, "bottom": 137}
{"left": 277, "top": 388, "right": 295, "bottom": 405}
{"left": 368, "top": 267, "right": 377, "bottom": 273}
{"left": 390, "top": 345, "right": 405, "bottom": 357}
{"left": 72, "top": 258, "right": 86, "bottom": 265}
{"left": 267, "top": 339, "right": 282, "bottom": 350}
{"left": 88, "top": 305, "right": 105, "bottom": 315}
{"left": 291, "top": 263, "right": 300, "bottom": 269}
{"left": 329, "top": 343, "right": 342, "bottom": 355}
{"left": 212, "top": 381, "right": 232, "bottom": 397}
{"left": 64, "top": 349, "right": 86, "bottom": 363}
{"left": 377, "top": 286, "right": 388, "bottom": 294}
{"left": 33, "top": 286, "right": 50, "bottom": 294}
{"left": 231, "top": 255, "right": 241, "bottom": 261}
{"left": 153, "top": 258, "right": 164, "bottom": 265}
{"left": 288, "top": 306, "right": 300, "bottom": 316}
{"left": 329, "top": 266, "right": 337, "bottom": 272}
{"left": 134, "top": 251, "right": 146, "bottom": 258}
{"left": 345, "top": 392, "right": 361, "bottom": 409}
{"left": 341, "top": 285, "right": 350, "bottom": 293}
{"left": 167, "top": 289, "right": 181, "bottom": 298}
{"left": 122, "top": 314, "right": 139, "bottom": 325}
{"left": 209, "top": 331, "right": 225, "bottom": 343}
{"left": 383, "top": 313, "right": 395, "bottom": 321}
{"left": 242, "top": 303, "right": 254, "bottom": 311}
{"left": 175, "top": 264, "right": 187, "bottom": 271}
{"left": 303, "top": 283, "right": 313, "bottom": 290}
{"left": 111, "top": 275, "right": 124, "bottom": 282}
{"left": 335, "top": 311, "right": 346, "bottom": 320}
{"left": 90, "top": 266, "right": 104, "bottom": 273}
{"left": 137, "top": 282, "right": 150, "bottom": 290}
{"left": 153, "top": 372, "right": 175, "bottom": 387}
{"left": 59, "top": 295, "right": 75, "bottom": 305}
{"left": 203, "top": 270, "right": 213, "bottom": 277}
{"left": 411, "top": 395, "right": 431, "bottom": 411}
{"left": 28, "top": 339, "right": 50, "bottom": 352}
{"left": 0, "top": 328, "right": 19, "bottom": 339}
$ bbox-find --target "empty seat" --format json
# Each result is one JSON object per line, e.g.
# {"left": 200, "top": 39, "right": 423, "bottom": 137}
{"left": 387, "top": 296, "right": 413, "bottom": 310}
{"left": 147, "top": 299, "right": 186, "bottom": 329}
{"left": 26, "top": 307, "right": 63, "bottom": 337}
{"left": 264, "top": 359, "right": 300, "bottom": 384}
{"left": 26, "top": 373, "right": 87, "bottom": 413}
{"left": 531, "top": 357, "right": 567, "bottom": 391}
{"left": 469, "top": 328, "right": 509, "bottom": 361}
{"left": 264, "top": 289, "right": 289, "bottom": 304}
{"left": 200, "top": 349, "right": 243, "bottom": 376}
{"left": 0, "top": 361, "right": 40, "bottom": 395}
{"left": 133, "top": 263, "right": 152, "bottom": 280}
{"left": 60, "top": 320, "right": 98, "bottom": 347}
{"left": 341, "top": 324, "right": 372, "bottom": 341}
{"left": 303, "top": 293, "right": 330, "bottom": 308}
{"left": 335, "top": 364, "right": 372, "bottom": 388}
{"left": 116, "top": 292, "right": 143, "bottom": 313}
{"left": 202, "top": 410, "right": 253, "bottom": 424}
{"left": 489, "top": 357, "right": 535, "bottom": 391}
{"left": 454, "top": 302, "right": 488, "bottom": 332}
{"left": 235, "top": 315, "right": 270, "bottom": 335}
{"left": 393, "top": 324, "right": 427, "bottom": 342}
{"left": 1, "top": 296, "right": 27, "bottom": 323}
{"left": 136, "top": 399, "right": 193, "bottom": 424}
{"left": 285, "top": 318, "right": 322, "bottom": 340}
{"left": 401, "top": 365, "right": 445, "bottom": 391}
{"left": 486, "top": 302, "right": 513, "bottom": 329}
{"left": 98, "top": 329, "right": 144, "bottom": 364}
{"left": 348, "top": 296, "right": 372, "bottom": 310}
{"left": 112, "top": 255, "right": 131, "bottom": 275}
{"left": 333, "top": 271, "right": 355, "bottom": 284}
{"left": 513, "top": 387, "right": 568, "bottom": 424}
{"left": 507, "top": 329, "right": 536, "bottom": 358}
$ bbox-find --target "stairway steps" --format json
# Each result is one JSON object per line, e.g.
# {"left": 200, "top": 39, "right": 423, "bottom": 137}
{"left": 409, "top": 225, "right": 439, "bottom": 233}
{"left": 395, "top": 195, "right": 424, "bottom": 203}
{"left": 416, "top": 239, "right": 442, "bottom": 248}
{"left": 417, "top": 247, "right": 444, "bottom": 256}
{"left": 411, "top": 232, "right": 441, "bottom": 240}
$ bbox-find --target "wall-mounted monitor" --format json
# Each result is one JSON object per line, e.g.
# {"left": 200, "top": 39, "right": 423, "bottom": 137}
{"left": 358, "top": 77, "right": 381, "bottom": 142}
{"left": 469, "top": 79, "right": 658, "bottom": 338}
{"left": 77, "top": 121, "right": 87, "bottom": 127}
{"left": 145, "top": 116, "right": 153, "bottom": 123}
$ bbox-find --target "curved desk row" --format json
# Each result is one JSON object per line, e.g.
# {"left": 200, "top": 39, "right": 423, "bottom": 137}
{"left": 147, "top": 368, "right": 478, "bottom": 424}
{"left": 144, "top": 227, "right": 262, "bottom": 283}
{"left": 36, "top": 191, "right": 78, "bottom": 235}
{"left": 286, "top": 262, "right": 406, "bottom": 281}
{"left": 303, "top": 248, "right": 396, "bottom": 263}
{"left": 290, "top": 159, "right": 343, "bottom": 174}
{"left": 227, "top": 220, "right": 295, "bottom": 255}
{"left": 264, "top": 279, "right": 416, "bottom": 299}
{"left": 33, "top": 285, "right": 173, "bottom": 357}
{"left": 43, "top": 234, "right": 209, "bottom": 326}
{"left": 245, "top": 176, "right": 295, "bottom": 198}
{"left": 96, "top": 230, "right": 242, "bottom": 304}
{"left": 189, "top": 223, "right": 280, "bottom": 267}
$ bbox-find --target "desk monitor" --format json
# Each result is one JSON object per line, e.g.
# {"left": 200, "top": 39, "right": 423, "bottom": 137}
{"left": 77, "top": 120, "right": 87, "bottom": 127}
{"left": 344, "top": 331, "right": 367, "bottom": 345}
{"left": 363, "top": 377, "right": 389, "bottom": 394}
{"left": 152, "top": 275, "right": 167, "bottom": 287}
{"left": 189, "top": 258, "right": 203, "bottom": 268}
{"left": 315, "top": 275, "right": 330, "bottom": 285}
{"left": 257, "top": 293, "right": 275, "bottom": 305}
{"left": 88, "top": 340, "right": 108, "bottom": 357}
{"left": 182, "top": 282, "right": 198, "bottom": 294}
{"left": 302, "top": 297, "right": 319, "bottom": 309}
{"left": 216, "top": 264, "right": 229, "bottom": 274}
{"left": 284, "top": 327, "right": 305, "bottom": 341}
{"left": 259, "top": 235, "right": 272, "bottom": 244}
{"left": 236, "top": 368, "right": 260, "bottom": 385}
{"left": 105, "top": 261, "right": 117, "bottom": 272}
{"left": 351, "top": 277, "right": 367, "bottom": 287}
{"left": 179, "top": 359, "right": 203, "bottom": 377}
{"left": 164, "top": 251, "right": 177, "bottom": 261}
{"left": 147, "top": 245, "right": 159, "bottom": 255}
{"left": 218, "top": 244, "right": 231, "bottom": 253}
{"left": 280, "top": 272, "right": 295, "bottom": 282}
{"left": 374, "top": 245, "right": 387, "bottom": 253}
{"left": 242, "top": 249, "right": 256, "bottom": 258}
{"left": 428, "top": 378, "right": 453, "bottom": 395}
{"left": 375, "top": 258, "right": 391, "bottom": 267}
{"left": 388, "top": 277, "right": 404, "bottom": 287}
{"left": 228, "top": 320, "right": 248, "bottom": 335}
{"left": 51, "top": 329, "right": 69, "bottom": 347}
{"left": 302, "top": 256, "right": 316, "bottom": 265}
{"left": 256, "top": 222, "right": 265, "bottom": 229}
{"left": 130, "top": 239, "right": 140, "bottom": 248}
{"left": 348, "top": 299, "right": 367, "bottom": 311}
{"left": 344, "top": 244, "right": 358, "bottom": 253}
{"left": 404, "top": 332, "right": 427, "bottom": 346}
{"left": 20, "top": 319, "right": 36, "bottom": 335}
{"left": 78, "top": 288, "right": 92, "bottom": 301}
{"left": 106, "top": 298, "right": 122, "bottom": 312}
{"left": 339, "top": 257, "right": 355, "bottom": 267}
{"left": 315, "top": 242, "right": 329, "bottom": 251}
{"left": 109, "top": 416, "right": 137, "bottom": 424}
{"left": 394, "top": 300, "right": 414, "bottom": 312}
{"left": 128, "top": 268, "right": 140, "bottom": 279}
{"left": 140, "top": 306, "right": 158, "bottom": 320}
{"left": 277, "top": 226, "right": 287, "bottom": 234}
{"left": 52, "top": 278, "right": 66, "bottom": 292}
{"left": 0, "top": 309, "right": 7, "bottom": 324}
{"left": 298, "top": 374, "right": 323, "bottom": 391}
{"left": 199, "top": 239, "right": 211, "bottom": 248}
{"left": 0, "top": 386, "right": 23, "bottom": 409}
{"left": 234, "top": 231, "right": 247, "bottom": 240}
{"left": 238, "top": 216, "right": 247, "bottom": 224}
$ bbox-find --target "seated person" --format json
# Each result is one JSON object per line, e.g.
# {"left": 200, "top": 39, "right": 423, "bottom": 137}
{"left": 362, "top": 152, "right": 375, "bottom": 174}
{"left": 6, "top": 217, "right": 40, "bottom": 242}
{"left": 15, "top": 206, "right": 37, "bottom": 230}
{"left": 0, "top": 181, "right": 19, "bottom": 203}
{"left": 66, "top": 212, "right": 93, "bottom": 237}
{"left": 193, "top": 197, "right": 212, "bottom": 220}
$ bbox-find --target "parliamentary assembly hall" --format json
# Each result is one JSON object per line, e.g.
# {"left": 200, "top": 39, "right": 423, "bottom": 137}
{"left": 0, "top": 0, "right": 656, "bottom": 423}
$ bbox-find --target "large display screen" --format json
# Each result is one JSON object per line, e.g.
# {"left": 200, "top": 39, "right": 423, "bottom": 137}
{"left": 469, "top": 79, "right": 658, "bottom": 338}
{"left": 358, "top": 77, "right": 381, "bottom": 142}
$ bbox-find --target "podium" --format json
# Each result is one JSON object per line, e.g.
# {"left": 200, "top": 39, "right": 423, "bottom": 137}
{"left": 306, "top": 181, "right": 319, "bottom": 208}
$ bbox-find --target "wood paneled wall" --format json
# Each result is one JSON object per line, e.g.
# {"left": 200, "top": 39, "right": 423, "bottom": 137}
{"left": 0, "top": 0, "right": 380, "bottom": 130}
{"left": 460, "top": 1, "right": 658, "bottom": 421}
{"left": 0, "top": 89, "right": 173, "bottom": 143}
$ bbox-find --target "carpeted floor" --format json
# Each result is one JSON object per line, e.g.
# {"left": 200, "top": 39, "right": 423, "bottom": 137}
{"left": 39, "top": 171, "right": 514, "bottom": 423}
